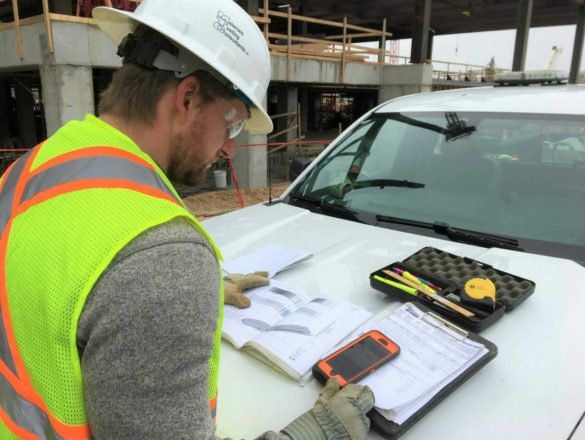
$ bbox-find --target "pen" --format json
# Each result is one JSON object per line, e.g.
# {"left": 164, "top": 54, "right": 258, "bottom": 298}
{"left": 381, "top": 270, "right": 475, "bottom": 318}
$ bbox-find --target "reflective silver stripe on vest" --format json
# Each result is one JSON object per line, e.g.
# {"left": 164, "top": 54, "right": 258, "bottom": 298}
{"left": 0, "top": 150, "right": 65, "bottom": 439}
{"left": 22, "top": 155, "right": 178, "bottom": 205}
{"left": 0, "top": 150, "right": 32, "bottom": 378}
{"left": 0, "top": 371, "right": 66, "bottom": 440}
{"left": 0, "top": 150, "right": 33, "bottom": 238}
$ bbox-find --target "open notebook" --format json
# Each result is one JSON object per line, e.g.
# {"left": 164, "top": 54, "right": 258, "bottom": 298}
{"left": 222, "top": 280, "right": 372, "bottom": 382}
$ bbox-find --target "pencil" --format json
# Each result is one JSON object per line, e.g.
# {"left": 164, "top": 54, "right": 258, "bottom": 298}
{"left": 381, "top": 269, "right": 475, "bottom": 318}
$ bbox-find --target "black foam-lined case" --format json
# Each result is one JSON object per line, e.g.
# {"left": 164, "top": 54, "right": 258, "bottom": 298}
{"left": 370, "top": 246, "right": 535, "bottom": 332}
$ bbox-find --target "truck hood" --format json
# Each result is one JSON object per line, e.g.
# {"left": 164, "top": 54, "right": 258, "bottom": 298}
{"left": 203, "top": 202, "right": 585, "bottom": 440}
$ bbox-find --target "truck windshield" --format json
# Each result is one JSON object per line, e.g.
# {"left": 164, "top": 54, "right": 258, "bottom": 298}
{"left": 291, "top": 111, "right": 585, "bottom": 253}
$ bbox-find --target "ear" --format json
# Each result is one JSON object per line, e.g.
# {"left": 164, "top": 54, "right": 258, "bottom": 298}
{"left": 174, "top": 75, "right": 202, "bottom": 121}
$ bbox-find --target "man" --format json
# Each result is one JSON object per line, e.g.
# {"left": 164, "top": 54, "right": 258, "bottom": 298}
{"left": 0, "top": 0, "right": 374, "bottom": 438}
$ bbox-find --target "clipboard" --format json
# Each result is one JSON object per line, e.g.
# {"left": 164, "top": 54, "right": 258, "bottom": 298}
{"left": 368, "top": 302, "right": 498, "bottom": 439}
{"left": 313, "top": 302, "right": 498, "bottom": 439}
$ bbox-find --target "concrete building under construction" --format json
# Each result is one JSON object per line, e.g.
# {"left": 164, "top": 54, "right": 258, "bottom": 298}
{"left": 0, "top": 0, "right": 583, "bottom": 187}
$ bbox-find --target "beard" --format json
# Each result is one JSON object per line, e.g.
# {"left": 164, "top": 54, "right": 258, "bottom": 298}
{"left": 167, "top": 127, "right": 209, "bottom": 186}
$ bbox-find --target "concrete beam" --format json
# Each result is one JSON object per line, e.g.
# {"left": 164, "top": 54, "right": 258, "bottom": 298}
{"left": 0, "top": 21, "right": 121, "bottom": 71}
{"left": 51, "top": 21, "right": 122, "bottom": 68}
{"left": 271, "top": 57, "right": 339, "bottom": 83}
{"left": 271, "top": 57, "right": 381, "bottom": 86}
{"left": 0, "top": 22, "right": 45, "bottom": 68}
{"left": 379, "top": 64, "right": 433, "bottom": 103}
{"left": 40, "top": 65, "right": 94, "bottom": 136}
{"left": 512, "top": 0, "right": 533, "bottom": 71}
{"left": 3, "top": 20, "right": 411, "bottom": 91}
{"left": 569, "top": 5, "right": 585, "bottom": 84}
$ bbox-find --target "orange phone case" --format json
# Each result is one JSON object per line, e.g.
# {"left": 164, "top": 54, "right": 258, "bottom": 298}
{"left": 315, "top": 330, "right": 400, "bottom": 386}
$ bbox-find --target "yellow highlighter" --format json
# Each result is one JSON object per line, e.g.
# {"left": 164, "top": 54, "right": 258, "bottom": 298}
{"left": 373, "top": 275, "right": 418, "bottom": 296}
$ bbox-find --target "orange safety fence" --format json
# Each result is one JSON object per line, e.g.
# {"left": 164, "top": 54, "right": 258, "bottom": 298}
{"left": 234, "top": 139, "right": 333, "bottom": 150}
{"left": 1, "top": 141, "right": 334, "bottom": 210}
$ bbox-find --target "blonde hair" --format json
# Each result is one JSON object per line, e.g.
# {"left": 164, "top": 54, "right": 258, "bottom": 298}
{"left": 98, "top": 63, "right": 180, "bottom": 124}
{"left": 98, "top": 28, "right": 234, "bottom": 124}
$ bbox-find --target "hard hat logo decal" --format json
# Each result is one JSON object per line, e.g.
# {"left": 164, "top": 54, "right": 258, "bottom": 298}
{"left": 213, "top": 11, "right": 249, "bottom": 56}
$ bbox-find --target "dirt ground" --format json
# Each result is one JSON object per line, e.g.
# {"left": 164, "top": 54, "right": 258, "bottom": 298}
{"left": 183, "top": 181, "right": 290, "bottom": 220}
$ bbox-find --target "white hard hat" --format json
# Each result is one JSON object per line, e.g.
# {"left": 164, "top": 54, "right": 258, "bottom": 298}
{"left": 93, "top": 0, "right": 273, "bottom": 134}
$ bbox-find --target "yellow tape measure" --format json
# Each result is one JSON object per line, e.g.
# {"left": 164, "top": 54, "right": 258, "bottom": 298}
{"left": 462, "top": 277, "right": 496, "bottom": 311}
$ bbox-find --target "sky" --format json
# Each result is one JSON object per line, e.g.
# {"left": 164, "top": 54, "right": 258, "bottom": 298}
{"left": 395, "top": 24, "right": 584, "bottom": 72}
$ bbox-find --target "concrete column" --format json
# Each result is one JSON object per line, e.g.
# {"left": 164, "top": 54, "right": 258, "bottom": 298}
{"left": 300, "top": 88, "right": 309, "bottom": 140}
{"left": 232, "top": 94, "right": 269, "bottom": 189}
{"left": 0, "top": 80, "right": 10, "bottom": 148}
{"left": 40, "top": 65, "right": 94, "bottom": 137}
{"left": 512, "top": 0, "right": 533, "bottom": 72}
{"left": 569, "top": 5, "right": 585, "bottom": 84}
{"left": 233, "top": 132, "right": 267, "bottom": 189}
{"left": 275, "top": 87, "right": 288, "bottom": 137}
{"left": 285, "top": 87, "right": 299, "bottom": 152}
{"left": 378, "top": 64, "right": 433, "bottom": 104}
{"left": 275, "top": 86, "right": 299, "bottom": 150}
{"left": 427, "top": 31, "right": 435, "bottom": 61}
{"left": 411, "top": 0, "right": 432, "bottom": 64}
{"left": 14, "top": 78, "right": 37, "bottom": 148}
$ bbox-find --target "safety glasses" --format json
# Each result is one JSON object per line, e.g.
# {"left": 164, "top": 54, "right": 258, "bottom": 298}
{"left": 223, "top": 107, "right": 246, "bottom": 140}
{"left": 212, "top": 97, "right": 248, "bottom": 140}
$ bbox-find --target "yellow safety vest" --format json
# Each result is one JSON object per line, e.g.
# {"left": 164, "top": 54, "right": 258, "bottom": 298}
{"left": 0, "top": 115, "right": 224, "bottom": 439}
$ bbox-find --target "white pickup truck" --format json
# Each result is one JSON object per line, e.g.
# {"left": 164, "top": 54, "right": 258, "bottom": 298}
{"left": 206, "top": 76, "right": 585, "bottom": 440}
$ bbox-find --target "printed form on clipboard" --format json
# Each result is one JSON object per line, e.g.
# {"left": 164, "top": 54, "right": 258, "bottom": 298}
{"left": 342, "top": 302, "right": 497, "bottom": 431}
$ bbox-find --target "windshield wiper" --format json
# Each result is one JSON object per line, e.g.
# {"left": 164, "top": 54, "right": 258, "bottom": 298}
{"left": 288, "top": 193, "right": 366, "bottom": 223}
{"left": 444, "top": 112, "right": 476, "bottom": 142}
{"left": 390, "top": 113, "right": 476, "bottom": 142}
{"left": 375, "top": 215, "right": 522, "bottom": 251}
{"left": 433, "top": 222, "right": 522, "bottom": 250}
{"left": 375, "top": 214, "right": 434, "bottom": 229}
{"left": 353, "top": 179, "right": 425, "bottom": 189}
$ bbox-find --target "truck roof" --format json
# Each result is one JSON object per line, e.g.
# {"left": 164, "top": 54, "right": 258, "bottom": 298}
{"left": 377, "top": 84, "right": 585, "bottom": 115}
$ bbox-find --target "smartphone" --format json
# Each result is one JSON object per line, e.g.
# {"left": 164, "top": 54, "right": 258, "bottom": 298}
{"left": 314, "top": 330, "right": 400, "bottom": 386}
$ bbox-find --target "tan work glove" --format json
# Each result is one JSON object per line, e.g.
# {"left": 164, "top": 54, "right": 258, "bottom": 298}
{"left": 223, "top": 271, "right": 269, "bottom": 309}
{"left": 281, "top": 378, "right": 375, "bottom": 440}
